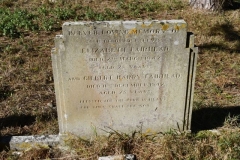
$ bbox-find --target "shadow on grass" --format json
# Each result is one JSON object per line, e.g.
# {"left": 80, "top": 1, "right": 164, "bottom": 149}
{"left": 0, "top": 112, "right": 57, "bottom": 134}
{"left": 191, "top": 106, "right": 240, "bottom": 132}
{"left": 0, "top": 115, "right": 36, "bottom": 131}
{"left": 226, "top": 1, "right": 240, "bottom": 10}
{"left": 199, "top": 22, "right": 240, "bottom": 54}
{"left": 0, "top": 112, "right": 58, "bottom": 151}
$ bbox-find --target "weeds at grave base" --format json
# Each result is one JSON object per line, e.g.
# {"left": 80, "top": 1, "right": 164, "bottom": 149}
{"left": 223, "top": 114, "right": 240, "bottom": 128}
{"left": 5, "top": 121, "right": 240, "bottom": 159}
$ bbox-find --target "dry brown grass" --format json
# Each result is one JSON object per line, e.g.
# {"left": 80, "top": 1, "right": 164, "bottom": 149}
{"left": 0, "top": 0, "right": 240, "bottom": 159}
{"left": 6, "top": 122, "right": 239, "bottom": 159}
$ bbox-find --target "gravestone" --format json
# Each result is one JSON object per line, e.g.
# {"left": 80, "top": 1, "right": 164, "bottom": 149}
{"left": 51, "top": 20, "right": 198, "bottom": 138}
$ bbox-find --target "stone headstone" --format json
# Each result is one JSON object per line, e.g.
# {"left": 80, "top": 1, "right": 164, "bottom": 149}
{"left": 51, "top": 20, "right": 198, "bottom": 138}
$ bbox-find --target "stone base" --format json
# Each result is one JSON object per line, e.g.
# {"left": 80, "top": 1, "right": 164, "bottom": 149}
{"left": 0, "top": 135, "right": 60, "bottom": 151}
{"left": 99, "top": 154, "right": 136, "bottom": 160}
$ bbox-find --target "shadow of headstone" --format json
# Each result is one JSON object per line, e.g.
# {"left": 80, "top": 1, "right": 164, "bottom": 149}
{"left": 191, "top": 106, "right": 240, "bottom": 132}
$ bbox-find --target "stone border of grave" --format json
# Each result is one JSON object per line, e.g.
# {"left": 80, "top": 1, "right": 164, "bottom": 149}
{"left": 0, "top": 135, "right": 60, "bottom": 151}
{"left": 0, "top": 130, "right": 221, "bottom": 152}
{"left": 0, "top": 134, "right": 137, "bottom": 159}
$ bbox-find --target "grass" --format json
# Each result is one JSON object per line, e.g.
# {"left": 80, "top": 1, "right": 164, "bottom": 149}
{"left": 0, "top": 0, "right": 239, "bottom": 159}
{"left": 1, "top": 119, "right": 240, "bottom": 159}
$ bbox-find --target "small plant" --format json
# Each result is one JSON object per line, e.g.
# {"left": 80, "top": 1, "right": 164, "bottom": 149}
{"left": 144, "top": 1, "right": 161, "bottom": 12}
{"left": 2, "top": 44, "right": 20, "bottom": 54}
{"left": 54, "top": 7, "right": 75, "bottom": 20}
{"left": 84, "top": 7, "right": 120, "bottom": 21}
{"left": 224, "top": 115, "right": 240, "bottom": 128}
{"left": 218, "top": 132, "right": 240, "bottom": 159}
{"left": 41, "top": 18, "right": 56, "bottom": 31}
{"left": 0, "top": 9, "right": 37, "bottom": 38}
{"left": 84, "top": 6, "right": 102, "bottom": 20}
{"left": 165, "top": 0, "right": 185, "bottom": 10}
{"left": 104, "top": 8, "right": 120, "bottom": 20}
{"left": 196, "top": 130, "right": 217, "bottom": 139}
{"left": 38, "top": 6, "right": 50, "bottom": 16}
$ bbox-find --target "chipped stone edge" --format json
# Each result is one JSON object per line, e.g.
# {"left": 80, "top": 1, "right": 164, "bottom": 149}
{"left": 0, "top": 135, "right": 60, "bottom": 151}
{"left": 98, "top": 154, "right": 136, "bottom": 160}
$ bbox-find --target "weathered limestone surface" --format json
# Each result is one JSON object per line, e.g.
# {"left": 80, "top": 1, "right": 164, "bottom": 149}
{"left": 98, "top": 154, "right": 136, "bottom": 160}
{"left": 0, "top": 135, "right": 60, "bottom": 151}
{"left": 52, "top": 20, "right": 198, "bottom": 138}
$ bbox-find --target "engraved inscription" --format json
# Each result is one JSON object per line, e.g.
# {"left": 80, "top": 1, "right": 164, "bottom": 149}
{"left": 78, "top": 95, "right": 166, "bottom": 109}
{"left": 88, "top": 38, "right": 171, "bottom": 44}
{"left": 88, "top": 56, "right": 162, "bottom": 62}
{"left": 80, "top": 46, "right": 168, "bottom": 53}
{"left": 68, "top": 74, "right": 181, "bottom": 82}
{"left": 63, "top": 21, "right": 188, "bottom": 113}
{"left": 52, "top": 20, "right": 197, "bottom": 137}
{"left": 68, "top": 28, "right": 180, "bottom": 36}
{"left": 83, "top": 75, "right": 112, "bottom": 80}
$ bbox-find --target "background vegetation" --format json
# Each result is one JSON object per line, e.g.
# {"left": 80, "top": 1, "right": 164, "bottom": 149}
{"left": 0, "top": 0, "right": 239, "bottom": 159}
